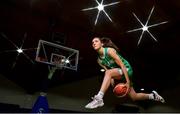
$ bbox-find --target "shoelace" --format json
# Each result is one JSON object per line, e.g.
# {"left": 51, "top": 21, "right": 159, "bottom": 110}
{"left": 89, "top": 96, "right": 99, "bottom": 104}
{"left": 91, "top": 96, "right": 98, "bottom": 101}
{"left": 86, "top": 97, "right": 97, "bottom": 105}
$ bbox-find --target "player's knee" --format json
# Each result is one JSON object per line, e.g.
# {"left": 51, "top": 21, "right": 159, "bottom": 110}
{"left": 105, "top": 70, "right": 112, "bottom": 78}
{"left": 130, "top": 94, "right": 138, "bottom": 101}
{"left": 131, "top": 97, "right": 137, "bottom": 101}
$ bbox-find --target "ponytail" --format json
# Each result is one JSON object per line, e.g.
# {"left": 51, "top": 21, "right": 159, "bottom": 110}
{"left": 100, "top": 37, "right": 120, "bottom": 51}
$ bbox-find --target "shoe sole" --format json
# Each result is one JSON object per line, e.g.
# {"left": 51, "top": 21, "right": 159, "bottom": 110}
{"left": 85, "top": 103, "right": 104, "bottom": 109}
{"left": 152, "top": 90, "right": 165, "bottom": 103}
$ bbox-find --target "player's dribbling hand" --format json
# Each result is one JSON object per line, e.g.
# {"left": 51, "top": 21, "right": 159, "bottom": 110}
{"left": 125, "top": 82, "right": 130, "bottom": 95}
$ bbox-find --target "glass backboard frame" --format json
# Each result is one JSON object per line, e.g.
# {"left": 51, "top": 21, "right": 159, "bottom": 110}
{"left": 35, "top": 40, "right": 79, "bottom": 71}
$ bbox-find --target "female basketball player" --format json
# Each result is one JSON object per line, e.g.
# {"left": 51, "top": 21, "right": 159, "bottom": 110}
{"left": 85, "top": 37, "right": 165, "bottom": 109}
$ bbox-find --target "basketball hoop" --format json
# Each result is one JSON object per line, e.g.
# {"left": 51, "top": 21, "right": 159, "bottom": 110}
{"left": 35, "top": 40, "right": 79, "bottom": 80}
{"left": 35, "top": 40, "right": 79, "bottom": 71}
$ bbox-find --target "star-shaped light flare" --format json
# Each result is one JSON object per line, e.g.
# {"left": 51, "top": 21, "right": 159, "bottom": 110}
{"left": 127, "top": 6, "right": 168, "bottom": 45}
{"left": 0, "top": 32, "right": 36, "bottom": 69}
{"left": 82, "top": 0, "right": 120, "bottom": 25}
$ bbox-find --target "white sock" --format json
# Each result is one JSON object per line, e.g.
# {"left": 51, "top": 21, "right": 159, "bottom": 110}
{"left": 96, "top": 91, "right": 104, "bottom": 99}
{"left": 148, "top": 93, "right": 154, "bottom": 100}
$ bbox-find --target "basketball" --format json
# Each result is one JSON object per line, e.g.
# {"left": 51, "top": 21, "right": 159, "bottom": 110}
{"left": 113, "top": 83, "right": 128, "bottom": 97}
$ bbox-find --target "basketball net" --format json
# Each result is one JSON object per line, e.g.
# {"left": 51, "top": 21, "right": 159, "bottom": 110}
{"left": 48, "top": 58, "right": 64, "bottom": 80}
{"left": 48, "top": 67, "right": 57, "bottom": 80}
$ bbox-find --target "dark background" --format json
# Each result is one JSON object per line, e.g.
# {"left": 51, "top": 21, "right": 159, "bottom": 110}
{"left": 0, "top": 0, "right": 179, "bottom": 94}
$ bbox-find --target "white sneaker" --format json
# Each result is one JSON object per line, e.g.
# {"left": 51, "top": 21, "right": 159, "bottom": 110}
{"left": 85, "top": 95, "right": 104, "bottom": 109}
{"left": 152, "top": 90, "right": 165, "bottom": 103}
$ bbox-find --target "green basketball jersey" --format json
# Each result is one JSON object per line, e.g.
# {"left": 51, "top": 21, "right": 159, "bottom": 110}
{"left": 98, "top": 47, "right": 133, "bottom": 76}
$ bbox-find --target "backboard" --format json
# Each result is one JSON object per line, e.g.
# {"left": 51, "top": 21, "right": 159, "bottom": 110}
{"left": 35, "top": 40, "right": 79, "bottom": 71}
